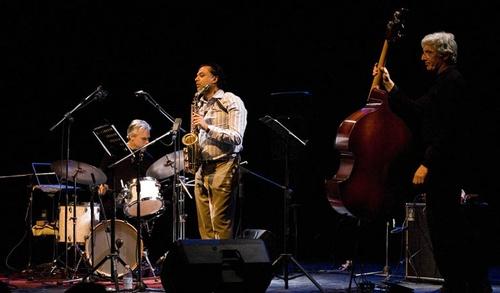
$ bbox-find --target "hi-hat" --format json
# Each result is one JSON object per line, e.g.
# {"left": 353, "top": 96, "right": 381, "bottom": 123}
{"left": 52, "top": 160, "right": 107, "bottom": 185}
{"left": 146, "top": 150, "right": 184, "bottom": 180}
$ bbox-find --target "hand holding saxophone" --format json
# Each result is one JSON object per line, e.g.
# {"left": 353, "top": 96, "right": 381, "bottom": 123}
{"left": 192, "top": 112, "right": 208, "bottom": 131}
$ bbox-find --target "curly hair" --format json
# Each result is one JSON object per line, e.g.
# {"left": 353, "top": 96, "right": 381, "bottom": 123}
{"left": 421, "top": 32, "right": 458, "bottom": 64}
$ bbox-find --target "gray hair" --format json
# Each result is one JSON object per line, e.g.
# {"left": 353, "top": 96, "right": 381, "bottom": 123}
{"left": 127, "top": 119, "right": 151, "bottom": 139}
{"left": 421, "top": 32, "right": 458, "bottom": 64}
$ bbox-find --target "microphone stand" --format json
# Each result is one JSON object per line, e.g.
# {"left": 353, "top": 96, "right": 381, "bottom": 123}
{"left": 133, "top": 149, "right": 145, "bottom": 291}
{"left": 49, "top": 86, "right": 106, "bottom": 132}
{"left": 49, "top": 86, "right": 107, "bottom": 277}
{"left": 135, "top": 90, "right": 186, "bottom": 134}
{"left": 169, "top": 119, "right": 186, "bottom": 241}
{"left": 108, "top": 131, "right": 173, "bottom": 169}
{"left": 135, "top": 90, "right": 188, "bottom": 242}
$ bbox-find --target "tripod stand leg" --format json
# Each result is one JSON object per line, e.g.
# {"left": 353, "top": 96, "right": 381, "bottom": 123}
{"left": 143, "top": 250, "right": 156, "bottom": 278}
{"left": 288, "top": 255, "right": 325, "bottom": 292}
{"left": 70, "top": 246, "right": 89, "bottom": 279}
{"left": 272, "top": 254, "right": 325, "bottom": 293}
{"left": 272, "top": 254, "right": 290, "bottom": 289}
{"left": 82, "top": 253, "right": 124, "bottom": 291}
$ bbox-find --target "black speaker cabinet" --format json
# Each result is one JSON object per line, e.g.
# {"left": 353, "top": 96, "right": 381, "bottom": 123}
{"left": 240, "top": 229, "right": 278, "bottom": 261}
{"left": 160, "top": 239, "right": 273, "bottom": 293}
{"left": 405, "top": 203, "right": 443, "bottom": 281}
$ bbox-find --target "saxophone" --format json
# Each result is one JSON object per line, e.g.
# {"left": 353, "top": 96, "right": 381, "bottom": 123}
{"left": 182, "top": 84, "right": 210, "bottom": 174}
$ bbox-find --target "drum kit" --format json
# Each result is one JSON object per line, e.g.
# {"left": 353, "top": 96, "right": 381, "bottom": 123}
{"left": 30, "top": 86, "right": 190, "bottom": 290}
{"left": 38, "top": 151, "right": 187, "bottom": 281}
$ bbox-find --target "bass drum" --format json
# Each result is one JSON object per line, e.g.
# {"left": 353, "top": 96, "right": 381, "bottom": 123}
{"left": 85, "top": 220, "right": 143, "bottom": 277}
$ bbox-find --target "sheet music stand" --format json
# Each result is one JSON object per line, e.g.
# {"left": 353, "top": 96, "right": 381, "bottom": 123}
{"left": 259, "top": 115, "right": 324, "bottom": 292}
{"left": 88, "top": 124, "right": 135, "bottom": 290}
{"left": 93, "top": 124, "right": 135, "bottom": 160}
{"left": 93, "top": 123, "right": 172, "bottom": 291}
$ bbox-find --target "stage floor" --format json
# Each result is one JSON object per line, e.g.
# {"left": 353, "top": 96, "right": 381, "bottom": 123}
{"left": 1, "top": 262, "right": 499, "bottom": 292}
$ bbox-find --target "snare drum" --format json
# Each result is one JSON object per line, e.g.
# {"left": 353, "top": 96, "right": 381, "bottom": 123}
{"left": 57, "top": 203, "right": 100, "bottom": 244}
{"left": 123, "top": 177, "right": 164, "bottom": 217}
{"left": 85, "top": 219, "right": 142, "bottom": 277}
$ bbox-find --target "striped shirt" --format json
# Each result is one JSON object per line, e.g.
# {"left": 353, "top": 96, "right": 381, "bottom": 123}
{"left": 197, "top": 89, "right": 247, "bottom": 161}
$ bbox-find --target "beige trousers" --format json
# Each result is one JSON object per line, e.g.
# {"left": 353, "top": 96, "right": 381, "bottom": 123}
{"left": 194, "top": 157, "right": 239, "bottom": 239}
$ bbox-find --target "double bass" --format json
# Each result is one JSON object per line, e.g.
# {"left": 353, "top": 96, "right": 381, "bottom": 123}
{"left": 325, "top": 9, "right": 411, "bottom": 220}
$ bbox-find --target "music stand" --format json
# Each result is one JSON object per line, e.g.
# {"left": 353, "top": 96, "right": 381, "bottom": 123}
{"left": 94, "top": 124, "right": 173, "bottom": 291}
{"left": 259, "top": 115, "right": 324, "bottom": 292}
{"left": 88, "top": 124, "right": 135, "bottom": 290}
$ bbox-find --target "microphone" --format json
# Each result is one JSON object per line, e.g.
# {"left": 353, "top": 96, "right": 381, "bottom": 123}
{"left": 94, "top": 85, "right": 108, "bottom": 101}
{"left": 172, "top": 118, "right": 182, "bottom": 132}
{"left": 134, "top": 90, "right": 149, "bottom": 97}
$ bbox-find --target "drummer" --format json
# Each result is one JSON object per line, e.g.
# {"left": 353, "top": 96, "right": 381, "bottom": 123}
{"left": 98, "top": 119, "right": 154, "bottom": 219}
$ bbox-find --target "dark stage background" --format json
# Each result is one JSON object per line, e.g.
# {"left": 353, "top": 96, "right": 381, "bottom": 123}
{"left": 1, "top": 1, "right": 500, "bottom": 272}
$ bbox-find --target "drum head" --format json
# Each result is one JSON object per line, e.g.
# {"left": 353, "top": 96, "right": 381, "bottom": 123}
{"left": 58, "top": 203, "right": 99, "bottom": 244}
{"left": 85, "top": 219, "right": 143, "bottom": 277}
{"left": 124, "top": 177, "right": 163, "bottom": 218}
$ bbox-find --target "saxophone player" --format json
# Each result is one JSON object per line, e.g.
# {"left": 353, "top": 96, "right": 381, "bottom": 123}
{"left": 190, "top": 63, "right": 247, "bottom": 239}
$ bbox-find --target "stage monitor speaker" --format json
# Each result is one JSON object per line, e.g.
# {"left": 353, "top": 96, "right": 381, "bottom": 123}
{"left": 160, "top": 239, "right": 273, "bottom": 293}
{"left": 405, "top": 203, "right": 443, "bottom": 282}
{"left": 240, "top": 229, "right": 278, "bottom": 261}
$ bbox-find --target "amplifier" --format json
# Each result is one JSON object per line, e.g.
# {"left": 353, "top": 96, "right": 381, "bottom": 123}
{"left": 405, "top": 203, "right": 443, "bottom": 282}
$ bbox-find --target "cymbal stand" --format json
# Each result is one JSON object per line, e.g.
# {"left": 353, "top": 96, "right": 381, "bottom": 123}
{"left": 69, "top": 174, "right": 85, "bottom": 277}
{"left": 72, "top": 175, "right": 100, "bottom": 279}
{"left": 260, "top": 115, "right": 324, "bottom": 292}
{"left": 24, "top": 181, "right": 35, "bottom": 274}
{"left": 49, "top": 85, "right": 107, "bottom": 278}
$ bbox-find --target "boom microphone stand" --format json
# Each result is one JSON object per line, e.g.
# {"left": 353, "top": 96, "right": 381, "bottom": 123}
{"left": 259, "top": 115, "right": 324, "bottom": 292}
{"left": 135, "top": 90, "right": 188, "bottom": 243}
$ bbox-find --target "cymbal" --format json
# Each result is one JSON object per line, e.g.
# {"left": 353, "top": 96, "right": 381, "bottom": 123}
{"left": 146, "top": 150, "right": 184, "bottom": 180}
{"left": 52, "top": 160, "right": 107, "bottom": 185}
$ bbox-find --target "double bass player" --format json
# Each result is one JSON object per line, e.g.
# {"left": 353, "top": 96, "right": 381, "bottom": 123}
{"left": 374, "top": 32, "right": 491, "bottom": 293}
